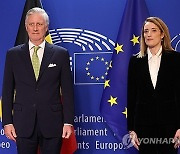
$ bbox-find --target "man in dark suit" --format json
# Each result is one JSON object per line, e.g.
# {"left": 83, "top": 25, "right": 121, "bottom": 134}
{"left": 2, "top": 7, "right": 74, "bottom": 154}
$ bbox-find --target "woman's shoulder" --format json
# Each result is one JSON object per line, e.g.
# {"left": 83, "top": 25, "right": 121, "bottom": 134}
{"left": 163, "top": 50, "right": 180, "bottom": 58}
{"left": 129, "top": 53, "right": 145, "bottom": 68}
{"left": 130, "top": 52, "right": 146, "bottom": 61}
{"left": 164, "top": 49, "right": 179, "bottom": 54}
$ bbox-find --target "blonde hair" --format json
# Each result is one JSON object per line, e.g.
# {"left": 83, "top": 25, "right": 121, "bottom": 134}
{"left": 138, "top": 17, "right": 173, "bottom": 58}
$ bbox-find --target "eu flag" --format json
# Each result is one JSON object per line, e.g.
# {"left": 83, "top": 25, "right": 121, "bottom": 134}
{"left": 100, "top": 0, "right": 149, "bottom": 152}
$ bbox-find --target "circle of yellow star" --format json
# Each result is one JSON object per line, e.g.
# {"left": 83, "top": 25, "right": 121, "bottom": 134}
{"left": 109, "top": 61, "right": 112, "bottom": 68}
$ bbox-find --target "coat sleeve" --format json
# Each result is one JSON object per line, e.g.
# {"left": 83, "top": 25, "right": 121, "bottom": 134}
{"left": 175, "top": 52, "right": 180, "bottom": 128}
{"left": 2, "top": 50, "right": 15, "bottom": 127}
{"left": 127, "top": 56, "right": 137, "bottom": 131}
{"left": 60, "top": 49, "right": 74, "bottom": 125}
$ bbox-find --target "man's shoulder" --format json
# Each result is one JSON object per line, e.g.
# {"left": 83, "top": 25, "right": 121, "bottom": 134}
{"left": 46, "top": 42, "right": 67, "bottom": 51}
{"left": 10, "top": 43, "right": 27, "bottom": 50}
{"left": 7, "top": 44, "right": 26, "bottom": 54}
{"left": 46, "top": 43, "right": 69, "bottom": 56}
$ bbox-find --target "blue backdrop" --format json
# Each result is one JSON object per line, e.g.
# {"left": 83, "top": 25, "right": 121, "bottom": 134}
{"left": 0, "top": 0, "right": 180, "bottom": 154}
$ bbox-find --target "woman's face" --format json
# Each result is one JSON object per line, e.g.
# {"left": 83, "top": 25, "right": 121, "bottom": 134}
{"left": 143, "top": 22, "right": 164, "bottom": 49}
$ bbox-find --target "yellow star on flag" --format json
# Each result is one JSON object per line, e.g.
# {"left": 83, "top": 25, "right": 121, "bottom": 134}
{"left": 130, "top": 34, "right": 139, "bottom": 46}
{"left": 122, "top": 107, "right": 127, "bottom": 118}
{"left": 104, "top": 80, "right": 110, "bottom": 89}
{"left": 114, "top": 43, "right": 123, "bottom": 54}
{"left": 109, "top": 61, "right": 112, "bottom": 68}
{"left": 108, "top": 95, "right": 118, "bottom": 106}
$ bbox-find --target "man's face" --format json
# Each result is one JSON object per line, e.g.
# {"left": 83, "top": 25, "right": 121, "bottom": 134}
{"left": 25, "top": 13, "right": 48, "bottom": 44}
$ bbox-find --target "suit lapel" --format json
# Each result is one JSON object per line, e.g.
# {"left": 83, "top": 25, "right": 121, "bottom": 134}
{"left": 142, "top": 55, "right": 155, "bottom": 91}
{"left": 155, "top": 51, "right": 167, "bottom": 91}
{"left": 20, "top": 43, "right": 37, "bottom": 83}
{"left": 141, "top": 51, "right": 170, "bottom": 92}
{"left": 38, "top": 43, "right": 54, "bottom": 81}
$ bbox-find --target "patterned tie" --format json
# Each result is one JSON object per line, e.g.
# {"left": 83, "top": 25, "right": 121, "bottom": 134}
{"left": 32, "top": 46, "right": 40, "bottom": 80}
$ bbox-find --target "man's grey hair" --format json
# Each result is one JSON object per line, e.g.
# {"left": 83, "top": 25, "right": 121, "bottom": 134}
{"left": 25, "top": 7, "right": 49, "bottom": 25}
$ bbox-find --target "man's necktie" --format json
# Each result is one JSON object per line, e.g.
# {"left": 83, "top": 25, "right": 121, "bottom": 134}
{"left": 32, "top": 46, "right": 40, "bottom": 80}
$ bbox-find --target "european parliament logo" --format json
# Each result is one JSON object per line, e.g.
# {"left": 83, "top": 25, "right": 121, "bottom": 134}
{"left": 171, "top": 34, "right": 180, "bottom": 51}
{"left": 49, "top": 28, "right": 115, "bottom": 85}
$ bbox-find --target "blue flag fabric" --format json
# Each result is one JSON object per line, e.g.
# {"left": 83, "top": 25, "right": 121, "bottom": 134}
{"left": 100, "top": 0, "right": 149, "bottom": 151}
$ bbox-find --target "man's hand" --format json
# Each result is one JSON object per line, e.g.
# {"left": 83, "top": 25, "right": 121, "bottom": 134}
{"left": 173, "top": 129, "right": 180, "bottom": 149}
{"left": 62, "top": 125, "right": 72, "bottom": 139}
{"left": 4, "top": 124, "right": 17, "bottom": 142}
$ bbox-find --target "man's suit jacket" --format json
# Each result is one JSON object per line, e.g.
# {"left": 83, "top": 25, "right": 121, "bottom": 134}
{"left": 127, "top": 50, "right": 180, "bottom": 132}
{"left": 2, "top": 42, "right": 74, "bottom": 138}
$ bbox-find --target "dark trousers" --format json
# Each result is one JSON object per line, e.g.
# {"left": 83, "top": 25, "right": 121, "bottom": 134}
{"left": 16, "top": 117, "right": 62, "bottom": 154}
{"left": 136, "top": 125, "right": 178, "bottom": 154}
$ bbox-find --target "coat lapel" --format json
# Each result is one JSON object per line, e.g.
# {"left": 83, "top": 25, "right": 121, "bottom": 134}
{"left": 20, "top": 43, "right": 37, "bottom": 83}
{"left": 140, "top": 51, "right": 171, "bottom": 92}
{"left": 19, "top": 42, "right": 54, "bottom": 82}
{"left": 155, "top": 51, "right": 167, "bottom": 91}
{"left": 142, "top": 55, "right": 155, "bottom": 91}
{"left": 38, "top": 43, "right": 54, "bottom": 81}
